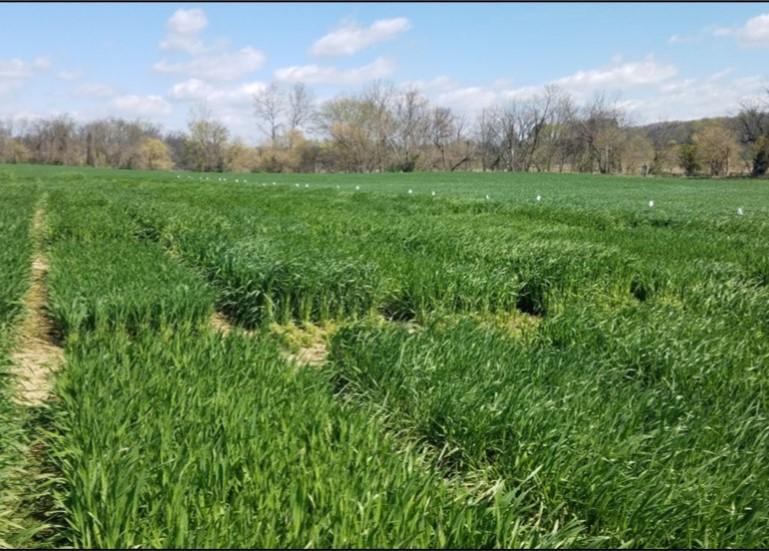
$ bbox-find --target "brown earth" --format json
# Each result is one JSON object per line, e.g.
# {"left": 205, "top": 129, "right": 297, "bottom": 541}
{"left": 286, "top": 340, "right": 327, "bottom": 367}
{"left": 209, "top": 311, "right": 234, "bottom": 335}
{"left": 11, "top": 207, "right": 64, "bottom": 407}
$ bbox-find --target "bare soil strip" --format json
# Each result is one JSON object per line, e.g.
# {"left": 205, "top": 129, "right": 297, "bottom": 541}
{"left": 209, "top": 311, "right": 235, "bottom": 335}
{"left": 209, "top": 312, "right": 328, "bottom": 366}
{"left": 11, "top": 204, "right": 64, "bottom": 407}
{"left": 270, "top": 322, "right": 330, "bottom": 367}
{"left": 285, "top": 340, "right": 327, "bottom": 367}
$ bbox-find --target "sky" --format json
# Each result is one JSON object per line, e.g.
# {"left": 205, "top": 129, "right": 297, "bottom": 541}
{"left": 1, "top": 2, "right": 768, "bottom": 144}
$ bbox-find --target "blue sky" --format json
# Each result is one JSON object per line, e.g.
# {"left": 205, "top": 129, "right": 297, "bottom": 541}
{"left": 1, "top": 2, "right": 768, "bottom": 143}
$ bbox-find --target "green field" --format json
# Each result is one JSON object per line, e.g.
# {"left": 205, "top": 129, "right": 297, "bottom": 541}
{"left": 1, "top": 164, "right": 768, "bottom": 548}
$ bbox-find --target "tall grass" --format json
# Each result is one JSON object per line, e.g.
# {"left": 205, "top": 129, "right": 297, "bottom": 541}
{"left": 47, "top": 329, "right": 585, "bottom": 548}
{"left": 42, "top": 180, "right": 589, "bottom": 547}
{"left": 327, "top": 300, "right": 769, "bottom": 547}
{"left": 3, "top": 165, "right": 769, "bottom": 547}
{"left": 46, "top": 189, "right": 214, "bottom": 337}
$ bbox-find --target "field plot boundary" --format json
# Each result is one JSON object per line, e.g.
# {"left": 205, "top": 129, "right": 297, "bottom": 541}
{"left": 11, "top": 200, "right": 63, "bottom": 407}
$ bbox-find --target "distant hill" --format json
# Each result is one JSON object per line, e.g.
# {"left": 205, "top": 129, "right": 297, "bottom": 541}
{"left": 635, "top": 116, "right": 741, "bottom": 146}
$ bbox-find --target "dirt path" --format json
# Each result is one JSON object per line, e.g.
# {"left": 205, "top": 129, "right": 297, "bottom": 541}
{"left": 11, "top": 203, "right": 64, "bottom": 407}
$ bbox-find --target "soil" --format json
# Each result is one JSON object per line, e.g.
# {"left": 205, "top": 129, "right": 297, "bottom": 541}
{"left": 11, "top": 207, "right": 64, "bottom": 407}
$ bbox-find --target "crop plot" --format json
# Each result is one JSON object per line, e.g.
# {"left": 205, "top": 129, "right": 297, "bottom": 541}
{"left": 0, "top": 165, "right": 768, "bottom": 548}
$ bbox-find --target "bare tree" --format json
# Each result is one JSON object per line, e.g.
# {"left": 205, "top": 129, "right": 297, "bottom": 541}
{"left": 532, "top": 89, "right": 577, "bottom": 172}
{"left": 0, "top": 119, "right": 12, "bottom": 162}
{"left": 253, "top": 83, "right": 285, "bottom": 145}
{"left": 391, "top": 88, "right": 430, "bottom": 171}
{"left": 24, "top": 116, "right": 81, "bottom": 166}
{"left": 361, "top": 80, "right": 396, "bottom": 171}
{"left": 475, "top": 107, "right": 503, "bottom": 171}
{"left": 430, "top": 107, "right": 456, "bottom": 170}
{"left": 79, "top": 118, "right": 160, "bottom": 168}
{"left": 287, "top": 83, "right": 314, "bottom": 134}
{"left": 573, "top": 93, "right": 627, "bottom": 173}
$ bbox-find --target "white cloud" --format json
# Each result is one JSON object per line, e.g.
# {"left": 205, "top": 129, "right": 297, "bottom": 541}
{"left": 705, "top": 13, "right": 769, "bottom": 47}
{"left": 168, "top": 8, "right": 207, "bottom": 34}
{"left": 57, "top": 70, "right": 83, "bottom": 81}
{"left": 667, "top": 33, "right": 702, "bottom": 45}
{"left": 615, "top": 71, "right": 768, "bottom": 123}
{"left": 75, "top": 82, "right": 116, "bottom": 98}
{"left": 0, "top": 56, "right": 50, "bottom": 80}
{"left": 112, "top": 94, "right": 173, "bottom": 117}
{"left": 399, "top": 75, "right": 541, "bottom": 114}
{"left": 554, "top": 56, "right": 677, "bottom": 89}
{"left": 400, "top": 56, "right": 767, "bottom": 123}
{"left": 311, "top": 17, "right": 411, "bottom": 56}
{"left": 435, "top": 86, "right": 499, "bottom": 111}
{"left": 160, "top": 8, "right": 209, "bottom": 54}
{"left": 167, "top": 78, "right": 214, "bottom": 101}
{"left": 402, "top": 57, "right": 677, "bottom": 115}
{"left": 736, "top": 13, "right": 769, "bottom": 47}
{"left": 167, "top": 79, "right": 269, "bottom": 142}
{"left": 711, "top": 26, "right": 735, "bottom": 38}
{"left": 168, "top": 78, "right": 265, "bottom": 105}
{"left": 399, "top": 75, "right": 456, "bottom": 93}
{"left": 154, "top": 47, "right": 265, "bottom": 81}
{"left": 275, "top": 57, "right": 396, "bottom": 85}
{"left": 0, "top": 56, "right": 51, "bottom": 95}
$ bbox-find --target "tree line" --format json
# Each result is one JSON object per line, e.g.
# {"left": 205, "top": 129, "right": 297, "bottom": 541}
{"left": 1, "top": 82, "right": 768, "bottom": 177}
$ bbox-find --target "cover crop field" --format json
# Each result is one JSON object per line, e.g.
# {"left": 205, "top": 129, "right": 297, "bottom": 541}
{"left": 1, "top": 164, "right": 768, "bottom": 548}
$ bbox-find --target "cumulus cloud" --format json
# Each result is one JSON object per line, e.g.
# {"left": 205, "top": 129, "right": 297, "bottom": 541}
{"left": 667, "top": 33, "right": 702, "bottom": 45}
{"left": 160, "top": 8, "right": 209, "bottom": 54}
{"left": 553, "top": 56, "right": 677, "bottom": 89}
{"left": 168, "top": 78, "right": 265, "bottom": 105}
{"left": 155, "top": 7, "right": 266, "bottom": 89}
{"left": 735, "top": 13, "right": 769, "bottom": 47}
{"left": 74, "top": 82, "right": 116, "bottom": 98}
{"left": 620, "top": 71, "right": 768, "bottom": 122}
{"left": 274, "top": 56, "right": 395, "bottom": 85}
{"left": 168, "top": 8, "right": 207, "bottom": 34}
{"left": 711, "top": 26, "right": 736, "bottom": 38}
{"left": 427, "top": 83, "right": 542, "bottom": 113}
{"left": 0, "top": 56, "right": 50, "bottom": 80}
{"left": 694, "top": 13, "right": 769, "bottom": 47}
{"left": 153, "top": 47, "right": 265, "bottom": 81}
{"left": 402, "top": 57, "right": 676, "bottom": 114}
{"left": 112, "top": 94, "right": 173, "bottom": 117}
{"left": 311, "top": 17, "right": 411, "bottom": 56}
{"left": 400, "top": 56, "right": 766, "bottom": 123}
{"left": 166, "top": 78, "right": 268, "bottom": 141}
{"left": 0, "top": 56, "right": 51, "bottom": 94}
{"left": 56, "top": 69, "right": 83, "bottom": 81}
